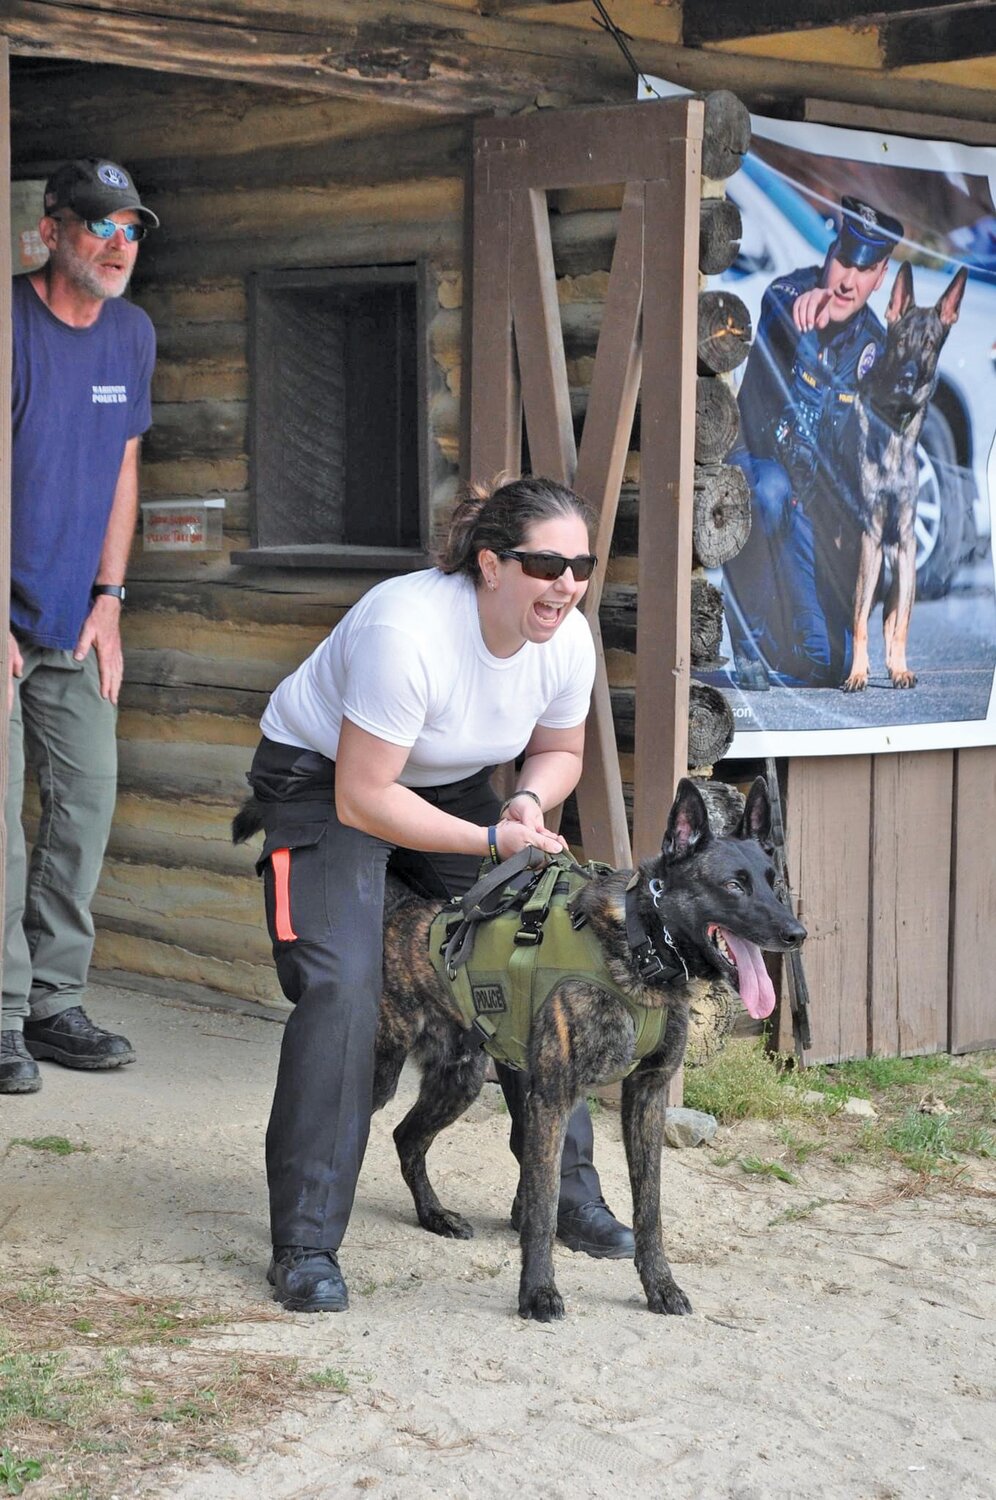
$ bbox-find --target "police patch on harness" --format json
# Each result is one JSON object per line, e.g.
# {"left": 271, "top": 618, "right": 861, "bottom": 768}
{"left": 472, "top": 983, "right": 506, "bottom": 1015}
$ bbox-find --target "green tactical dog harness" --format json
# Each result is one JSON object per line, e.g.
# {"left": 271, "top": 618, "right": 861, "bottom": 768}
{"left": 427, "top": 851, "right": 678, "bottom": 1077}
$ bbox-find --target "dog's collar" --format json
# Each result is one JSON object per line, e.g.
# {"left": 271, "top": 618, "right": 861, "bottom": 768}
{"left": 624, "top": 877, "right": 690, "bottom": 988}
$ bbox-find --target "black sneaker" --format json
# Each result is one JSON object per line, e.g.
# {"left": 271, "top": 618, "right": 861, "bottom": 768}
{"left": 511, "top": 1195, "right": 635, "bottom": 1260}
{"left": 268, "top": 1247, "right": 349, "bottom": 1313}
{"left": 0, "top": 1030, "right": 42, "bottom": 1094}
{"left": 23, "top": 1007, "right": 136, "bottom": 1070}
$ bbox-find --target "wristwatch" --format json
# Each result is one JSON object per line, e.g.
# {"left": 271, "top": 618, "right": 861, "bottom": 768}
{"left": 91, "top": 584, "right": 126, "bottom": 602}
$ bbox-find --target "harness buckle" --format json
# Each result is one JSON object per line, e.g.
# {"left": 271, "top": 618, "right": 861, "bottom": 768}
{"left": 634, "top": 941, "right": 666, "bottom": 982}
{"left": 513, "top": 922, "right": 543, "bottom": 947}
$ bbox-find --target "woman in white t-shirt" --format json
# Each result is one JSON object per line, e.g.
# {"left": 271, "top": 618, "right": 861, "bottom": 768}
{"left": 244, "top": 476, "right": 634, "bottom": 1313}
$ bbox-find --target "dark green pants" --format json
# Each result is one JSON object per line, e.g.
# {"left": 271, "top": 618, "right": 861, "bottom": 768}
{"left": 2, "top": 647, "right": 117, "bottom": 1030}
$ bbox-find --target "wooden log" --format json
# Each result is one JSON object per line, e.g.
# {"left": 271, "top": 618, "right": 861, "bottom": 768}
{"left": 699, "top": 196, "right": 743, "bottom": 275}
{"left": 690, "top": 575, "right": 727, "bottom": 668}
{"left": 687, "top": 683, "right": 735, "bottom": 769}
{"left": 691, "top": 776, "right": 744, "bottom": 837}
{"left": 700, "top": 91, "right": 751, "bottom": 181}
{"left": 697, "top": 291, "right": 752, "bottom": 374}
{"left": 143, "top": 400, "right": 246, "bottom": 461}
{"left": 692, "top": 463, "right": 751, "bottom": 568}
{"left": 599, "top": 576, "right": 726, "bottom": 668}
{"left": 694, "top": 375, "right": 741, "bottom": 464}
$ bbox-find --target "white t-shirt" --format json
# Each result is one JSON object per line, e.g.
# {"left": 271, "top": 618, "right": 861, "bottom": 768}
{"left": 260, "top": 569, "right": 595, "bottom": 788}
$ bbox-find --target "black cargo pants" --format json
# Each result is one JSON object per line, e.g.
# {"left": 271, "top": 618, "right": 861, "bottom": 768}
{"left": 249, "top": 737, "right": 599, "bottom": 1252}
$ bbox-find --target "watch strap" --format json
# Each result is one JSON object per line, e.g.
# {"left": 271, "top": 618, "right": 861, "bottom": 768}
{"left": 92, "top": 584, "right": 126, "bottom": 602}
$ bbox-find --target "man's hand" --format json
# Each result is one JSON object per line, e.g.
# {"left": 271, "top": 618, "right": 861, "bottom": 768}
{"left": 7, "top": 631, "right": 23, "bottom": 713}
{"left": 73, "top": 595, "right": 124, "bottom": 704}
{"left": 792, "top": 287, "right": 835, "bottom": 333}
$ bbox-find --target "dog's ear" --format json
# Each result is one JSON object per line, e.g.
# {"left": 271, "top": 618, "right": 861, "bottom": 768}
{"left": 662, "top": 778, "right": 712, "bottom": 862}
{"left": 937, "top": 266, "right": 968, "bottom": 328}
{"left": 884, "top": 260, "right": 914, "bottom": 325}
{"left": 738, "top": 777, "right": 772, "bottom": 847}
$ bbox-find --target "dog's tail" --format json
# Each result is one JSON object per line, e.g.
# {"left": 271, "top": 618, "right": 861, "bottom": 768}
{"left": 232, "top": 795, "right": 266, "bottom": 845}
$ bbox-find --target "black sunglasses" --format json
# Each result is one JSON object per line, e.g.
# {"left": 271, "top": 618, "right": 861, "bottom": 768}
{"left": 54, "top": 215, "right": 148, "bottom": 243}
{"left": 499, "top": 549, "right": 597, "bottom": 582}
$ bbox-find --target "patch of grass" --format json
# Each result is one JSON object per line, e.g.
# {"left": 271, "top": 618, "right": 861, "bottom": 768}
{"left": 683, "top": 1040, "right": 805, "bottom": 1124}
{"left": 0, "top": 1449, "right": 43, "bottom": 1496}
{"left": 883, "top": 1110, "right": 965, "bottom": 1173}
{"left": 0, "top": 1276, "right": 309, "bottom": 1498}
{"left": 768, "top": 1197, "right": 833, "bottom": 1226}
{"left": 776, "top": 1126, "right": 825, "bottom": 1165}
{"left": 7, "top": 1136, "right": 90, "bottom": 1157}
{"left": 307, "top": 1367, "right": 350, "bottom": 1393}
{"left": 740, "top": 1156, "right": 798, "bottom": 1185}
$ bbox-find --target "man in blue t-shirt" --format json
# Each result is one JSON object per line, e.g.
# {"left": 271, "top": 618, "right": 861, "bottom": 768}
{"left": 722, "top": 195, "right": 903, "bottom": 689}
{"left": 1, "top": 159, "right": 159, "bottom": 1094}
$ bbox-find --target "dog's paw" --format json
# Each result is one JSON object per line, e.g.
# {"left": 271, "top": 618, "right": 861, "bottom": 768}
{"left": 646, "top": 1279, "right": 693, "bottom": 1316}
{"left": 419, "top": 1208, "right": 474, "bottom": 1240}
{"left": 519, "top": 1284, "right": 565, "bottom": 1322}
{"left": 841, "top": 673, "right": 868, "bottom": 693}
{"left": 890, "top": 669, "right": 917, "bottom": 689}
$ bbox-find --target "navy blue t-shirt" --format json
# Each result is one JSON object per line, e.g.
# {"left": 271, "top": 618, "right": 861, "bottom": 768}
{"left": 10, "top": 275, "right": 155, "bottom": 649}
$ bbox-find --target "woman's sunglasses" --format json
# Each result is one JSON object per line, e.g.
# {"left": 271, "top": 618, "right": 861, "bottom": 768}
{"left": 54, "top": 215, "right": 148, "bottom": 243}
{"left": 499, "top": 549, "right": 597, "bottom": 582}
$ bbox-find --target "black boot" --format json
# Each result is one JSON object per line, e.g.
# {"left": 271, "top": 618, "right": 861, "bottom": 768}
{"left": 23, "top": 1007, "right": 136, "bottom": 1071}
{"left": 511, "top": 1195, "right": 635, "bottom": 1260}
{"left": 0, "top": 1030, "right": 42, "bottom": 1094}
{"left": 268, "top": 1247, "right": 349, "bottom": 1313}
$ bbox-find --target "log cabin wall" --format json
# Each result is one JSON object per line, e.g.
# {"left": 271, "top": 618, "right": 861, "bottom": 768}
{"left": 8, "top": 61, "right": 680, "bottom": 1009}
{"left": 10, "top": 64, "right": 472, "bottom": 1005}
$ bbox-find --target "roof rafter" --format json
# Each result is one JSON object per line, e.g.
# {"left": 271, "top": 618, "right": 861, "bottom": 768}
{"left": 682, "top": 0, "right": 990, "bottom": 49}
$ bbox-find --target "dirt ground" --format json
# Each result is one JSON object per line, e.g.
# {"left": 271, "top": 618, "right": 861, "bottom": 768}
{"left": 2, "top": 978, "right": 994, "bottom": 1500}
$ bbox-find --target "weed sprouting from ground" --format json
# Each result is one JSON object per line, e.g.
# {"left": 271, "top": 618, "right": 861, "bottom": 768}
{"left": 0, "top": 1447, "right": 43, "bottom": 1496}
{"left": 7, "top": 1136, "right": 91, "bottom": 1157}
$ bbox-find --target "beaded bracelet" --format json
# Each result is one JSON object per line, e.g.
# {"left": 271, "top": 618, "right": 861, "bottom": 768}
{"left": 499, "top": 788, "right": 543, "bottom": 819}
{"left": 487, "top": 825, "right": 501, "bottom": 864}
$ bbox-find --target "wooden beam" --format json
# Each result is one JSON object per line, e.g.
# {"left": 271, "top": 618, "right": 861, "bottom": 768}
{"left": 682, "top": 0, "right": 981, "bottom": 46}
{"left": 479, "top": 0, "right": 579, "bottom": 12}
{"left": 0, "top": 0, "right": 630, "bottom": 112}
{"left": 881, "top": 5, "right": 996, "bottom": 66}
{"left": 803, "top": 96, "right": 996, "bottom": 145}
{"left": 510, "top": 188, "right": 576, "bottom": 484}
{"left": 632, "top": 120, "right": 701, "bottom": 861}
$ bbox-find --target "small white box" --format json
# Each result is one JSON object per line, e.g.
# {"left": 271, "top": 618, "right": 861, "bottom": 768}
{"left": 142, "top": 498, "right": 225, "bottom": 552}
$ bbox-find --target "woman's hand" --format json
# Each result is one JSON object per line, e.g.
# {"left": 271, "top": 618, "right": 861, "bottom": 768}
{"left": 495, "top": 814, "right": 566, "bottom": 859}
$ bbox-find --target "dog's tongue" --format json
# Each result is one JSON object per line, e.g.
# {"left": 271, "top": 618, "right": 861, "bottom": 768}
{"left": 720, "top": 929, "right": 776, "bottom": 1019}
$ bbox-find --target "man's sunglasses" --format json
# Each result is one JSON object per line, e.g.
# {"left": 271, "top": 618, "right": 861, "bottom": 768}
{"left": 54, "top": 215, "right": 148, "bottom": 243}
{"left": 499, "top": 550, "right": 597, "bottom": 582}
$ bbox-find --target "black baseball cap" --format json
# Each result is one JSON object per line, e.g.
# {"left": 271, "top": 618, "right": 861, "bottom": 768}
{"left": 832, "top": 196, "right": 903, "bottom": 269}
{"left": 43, "top": 158, "right": 160, "bottom": 229}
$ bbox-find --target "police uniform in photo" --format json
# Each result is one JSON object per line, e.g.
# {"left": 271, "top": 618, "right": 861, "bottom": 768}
{"left": 723, "top": 197, "right": 904, "bottom": 687}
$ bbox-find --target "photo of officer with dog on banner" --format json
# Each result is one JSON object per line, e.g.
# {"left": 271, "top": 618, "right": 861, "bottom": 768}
{"left": 642, "top": 79, "right": 996, "bottom": 759}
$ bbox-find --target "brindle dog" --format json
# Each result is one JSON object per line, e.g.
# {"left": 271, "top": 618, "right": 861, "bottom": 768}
{"left": 371, "top": 776, "right": 805, "bottom": 1321}
{"left": 843, "top": 261, "right": 967, "bottom": 693}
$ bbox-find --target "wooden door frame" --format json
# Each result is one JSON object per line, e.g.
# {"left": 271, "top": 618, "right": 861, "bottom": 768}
{"left": 465, "top": 97, "right": 703, "bottom": 864}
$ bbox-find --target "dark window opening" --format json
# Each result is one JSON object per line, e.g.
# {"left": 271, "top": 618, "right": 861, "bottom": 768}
{"left": 238, "top": 265, "right": 428, "bottom": 569}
